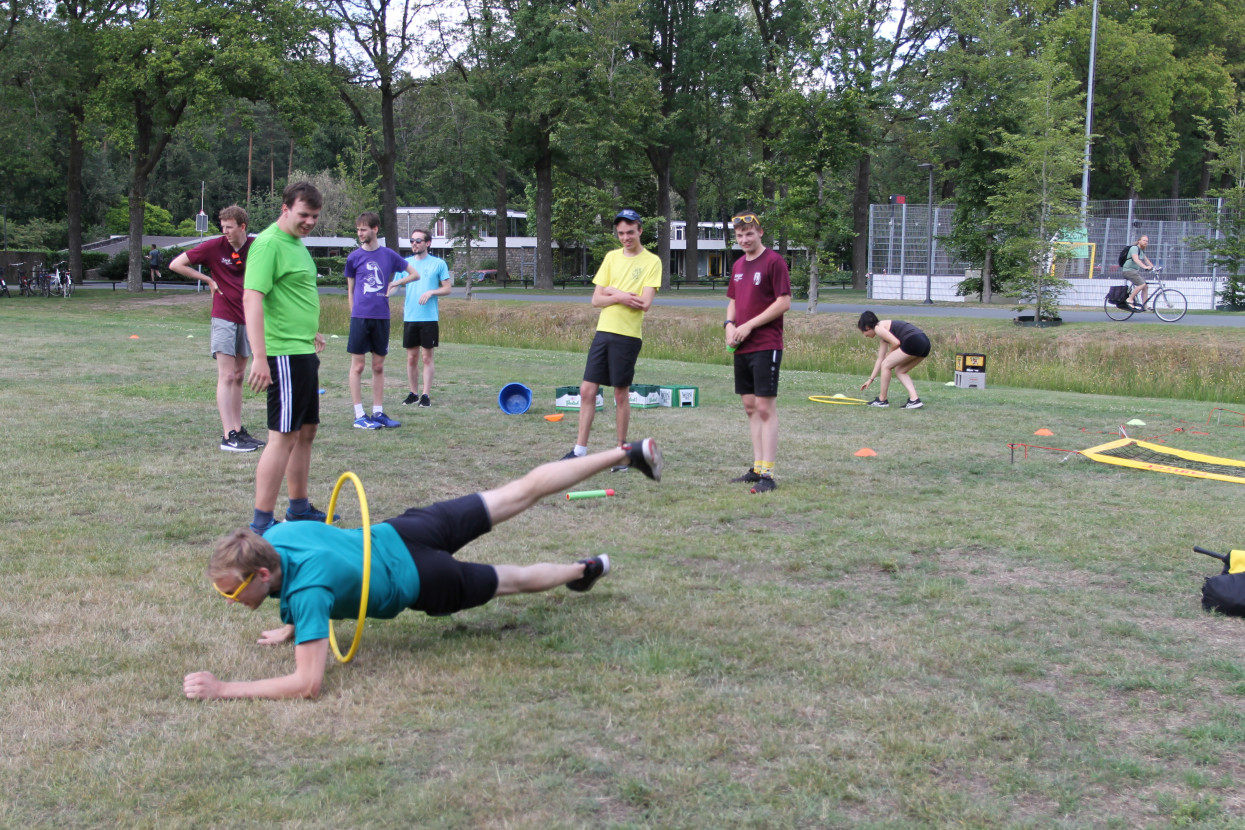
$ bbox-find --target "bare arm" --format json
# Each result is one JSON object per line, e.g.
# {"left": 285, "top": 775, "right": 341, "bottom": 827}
{"left": 168, "top": 252, "right": 218, "bottom": 293}
{"left": 724, "top": 298, "right": 737, "bottom": 348}
{"left": 243, "top": 289, "right": 270, "bottom": 391}
{"left": 388, "top": 264, "right": 420, "bottom": 295}
{"left": 419, "top": 277, "right": 453, "bottom": 305}
{"left": 183, "top": 637, "right": 329, "bottom": 700}
{"left": 346, "top": 278, "right": 355, "bottom": 315}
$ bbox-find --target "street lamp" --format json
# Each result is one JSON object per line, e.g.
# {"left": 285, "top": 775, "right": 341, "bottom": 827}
{"left": 918, "top": 163, "right": 935, "bottom": 304}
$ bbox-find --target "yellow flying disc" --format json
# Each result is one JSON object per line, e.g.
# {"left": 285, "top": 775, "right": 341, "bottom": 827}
{"left": 325, "top": 471, "right": 371, "bottom": 663}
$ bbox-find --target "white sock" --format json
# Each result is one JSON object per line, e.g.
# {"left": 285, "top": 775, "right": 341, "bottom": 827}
{"left": 373, "top": 405, "right": 384, "bottom": 415}
{"left": 574, "top": 445, "right": 588, "bottom": 457}
{"left": 354, "top": 404, "right": 365, "bottom": 419}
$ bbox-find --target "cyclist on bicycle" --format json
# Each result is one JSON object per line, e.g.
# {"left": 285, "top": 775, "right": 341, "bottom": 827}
{"left": 1123, "top": 234, "right": 1155, "bottom": 311}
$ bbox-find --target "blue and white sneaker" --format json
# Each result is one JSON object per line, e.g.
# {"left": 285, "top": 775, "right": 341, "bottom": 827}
{"left": 250, "top": 517, "right": 278, "bottom": 535}
{"left": 370, "top": 411, "right": 401, "bottom": 429}
{"left": 285, "top": 503, "right": 338, "bottom": 523}
{"left": 353, "top": 414, "right": 382, "bottom": 429}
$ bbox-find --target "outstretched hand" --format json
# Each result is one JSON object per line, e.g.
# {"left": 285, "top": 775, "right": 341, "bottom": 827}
{"left": 183, "top": 671, "right": 222, "bottom": 700}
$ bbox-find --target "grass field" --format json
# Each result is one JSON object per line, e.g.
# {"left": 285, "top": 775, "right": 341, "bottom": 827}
{"left": 6, "top": 294, "right": 1245, "bottom": 828}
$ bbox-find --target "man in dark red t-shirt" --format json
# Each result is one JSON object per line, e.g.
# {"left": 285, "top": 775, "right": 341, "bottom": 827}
{"left": 169, "top": 205, "right": 263, "bottom": 453}
{"left": 724, "top": 209, "right": 791, "bottom": 494}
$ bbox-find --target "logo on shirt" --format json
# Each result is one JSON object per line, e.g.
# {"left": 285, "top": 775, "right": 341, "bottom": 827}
{"left": 753, "top": 272, "right": 762, "bottom": 286}
{"left": 733, "top": 272, "right": 742, "bottom": 283}
{"left": 362, "top": 261, "right": 387, "bottom": 295}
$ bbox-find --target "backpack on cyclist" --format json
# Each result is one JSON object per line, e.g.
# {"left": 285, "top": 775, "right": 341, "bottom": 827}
{"left": 1105, "top": 285, "right": 1130, "bottom": 305}
{"left": 1118, "top": 246, "right": 1132, "bottom": 267}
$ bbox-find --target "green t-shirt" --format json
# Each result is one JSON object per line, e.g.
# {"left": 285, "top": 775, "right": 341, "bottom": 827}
{"left": 244, "top": 222, "right": 320, "bottom": 355}
{"left": 594, "top": 247, "right": 662, "bottom": 339}
{"left": 1122, "top": 245, "right": 1141, "bottom": 272}
{"left": 266, "top": 521, "right": 420, "bottom": 645}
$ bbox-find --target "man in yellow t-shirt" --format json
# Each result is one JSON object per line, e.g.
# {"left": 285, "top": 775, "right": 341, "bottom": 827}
{"left": 562, "top": 209, "right": 662, "bottom": 460}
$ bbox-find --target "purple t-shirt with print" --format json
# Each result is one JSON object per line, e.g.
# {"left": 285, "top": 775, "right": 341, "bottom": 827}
{"left": 345, "top": 245, "right": 408, "bottom": 319}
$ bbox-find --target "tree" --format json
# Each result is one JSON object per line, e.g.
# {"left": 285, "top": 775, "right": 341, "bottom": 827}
{"left": 986, "top": 50, "right": 1086, "bottom": 323}
{"left": 1190, "top": 102, "right": 1245, "bottom": 307}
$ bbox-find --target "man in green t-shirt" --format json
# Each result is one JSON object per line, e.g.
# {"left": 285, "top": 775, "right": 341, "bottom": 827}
{"left": 243, "top": 181, "right": 329, "bottom": 535}
{"left": 183, "top": 438, "right": 663, "bottom": 700}
{"left": 562, "top": 209, "right": 662, "bottom": 461}
{"left": 1123, "top": 234, "right": 1154, "bottom": 310}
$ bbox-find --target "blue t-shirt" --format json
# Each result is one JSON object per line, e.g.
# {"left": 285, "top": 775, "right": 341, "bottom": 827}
{"left": 266, "top": 521, "right": 420, "bottom": 645}
{"left": 345, "top": 246, "right": 409, "bottom": 319}
{"left": 403, "top": 254, "right": 451, "bottom": 322}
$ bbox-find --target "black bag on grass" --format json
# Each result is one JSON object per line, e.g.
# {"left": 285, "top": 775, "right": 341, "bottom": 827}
{"left": 1106, "top": 285, "right": 1130, "bottom": 305}
{"left": 1202, "top": 572, "right": 1245, "bottom": 616}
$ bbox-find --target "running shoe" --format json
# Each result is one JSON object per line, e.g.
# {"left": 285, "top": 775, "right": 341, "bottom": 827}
{"left": 237, "top": 426, "right": 265, "bottom": 448}
{"left": 419, "top": 394, "right": 431, "bottom": 408}
{"left": 402, "top": 392, "right": 419, "bottom": 406}
{"left": 901, "top": 398, "right": 924, "bottom": 409}
{"left": 730, "top": 468, "right": 762, "bottom": 484}
{"left": 750, "top": 476, "right": 777, "bottom": 494}
{"left": 622, "top": 437, "right": 662, "bottom": 481}
{"left": 866, "top": 398, "right": 890, "bottom": 407}
{"left": 353, "top": 415, "right": 382, "bottom": 429}
{"left": 561, "top": 450, "right": 581, "bottom": 461}
{"left": 566, "top": 554, "right": 611, "bottom": 592}
{"left": 285, "top": 504, "right": 337, "bottom": 522}
{"left": 370, "top": 411, "right": 401, "bottom": 429}
{"left": 220, "top": 430, "right": 257, "bottom": 453}
{"left": 250, "top": 517, "right": 278, "bottom": 535}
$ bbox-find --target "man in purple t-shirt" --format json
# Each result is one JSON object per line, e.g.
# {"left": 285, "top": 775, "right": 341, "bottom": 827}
{"left": 724, "top": 209, "right": 791, "bottom": 494}
{"left": 344, "top": 212, "right": 418, "bottom": 430}
{"left": 168, "top": 205, "right": 264, "bottom": 453}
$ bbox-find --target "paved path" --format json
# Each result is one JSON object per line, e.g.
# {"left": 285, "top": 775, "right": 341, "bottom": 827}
{"left": 80, "top": 281, "right": 1245, "bottom": 327}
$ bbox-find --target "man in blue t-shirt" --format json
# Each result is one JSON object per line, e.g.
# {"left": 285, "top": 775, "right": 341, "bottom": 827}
{"left": 183, "top": 438, "right": 664, "bottom": 700}
{"left": 391, "top": 228, "right": 452, "bottom": 408}
{"left": 345, "top": 212, "right": 419, "bottom": 430}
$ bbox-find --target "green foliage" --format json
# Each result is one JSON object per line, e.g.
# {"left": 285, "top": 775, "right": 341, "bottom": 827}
{"left": 104, "top": 201, "right": 176, "bottom": 237}
{"left": 96, "top": 250, "right": 129, "bottom": 281}
{"left": 1190, "top": 106, "right": 1245, "bottom": 308}
{"left": 173, "top": 217, "right": 219, "bottom": 237}
{"left": 5, "top": 218, "right": 67, "bottom": 250}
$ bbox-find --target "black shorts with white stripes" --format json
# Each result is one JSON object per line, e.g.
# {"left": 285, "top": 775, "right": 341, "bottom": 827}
{"left": 266, "top": 353, "right": 320, "bottom": 433}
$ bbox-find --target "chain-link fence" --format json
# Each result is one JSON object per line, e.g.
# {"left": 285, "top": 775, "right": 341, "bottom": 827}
{"left": 868, "top": 198, "right": 1228, "bottom": 282}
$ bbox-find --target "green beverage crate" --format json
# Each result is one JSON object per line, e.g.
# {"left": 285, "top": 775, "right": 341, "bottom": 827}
{"left": 555, "top": 386, "right": 604, "bottom": 411}
{"left": 658, "top": 385, "right": 699, "bottom": 408}
{"left": 628, "top": 384, "right": 661, "bottom": 409}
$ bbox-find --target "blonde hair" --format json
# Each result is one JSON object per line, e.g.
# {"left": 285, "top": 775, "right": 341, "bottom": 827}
{"left": 208, "top": 528, "right": 281, "bottom": 583}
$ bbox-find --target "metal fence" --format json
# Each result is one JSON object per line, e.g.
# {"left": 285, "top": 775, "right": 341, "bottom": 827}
{"left": 867, "top": 198, "right": 1228, "bottom": 282}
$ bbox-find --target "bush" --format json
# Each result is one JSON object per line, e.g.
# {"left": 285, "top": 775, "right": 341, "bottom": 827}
{"left": 97, "top": 250, "right": 129, "bottom": 282}
{"left": 82, "top": 252, "right": 110, "bottom": 271}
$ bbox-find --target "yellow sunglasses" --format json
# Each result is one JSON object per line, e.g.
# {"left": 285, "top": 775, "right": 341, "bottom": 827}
{"left": 213, "top": 571, "right": 255, "bottom": 600}
{"left": 731, "top": 213, "right": 760, "bottom": 226}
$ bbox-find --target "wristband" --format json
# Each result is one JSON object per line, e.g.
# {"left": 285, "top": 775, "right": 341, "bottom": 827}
{"left": 724, "top": 320, "right": 734, "bottom": 328}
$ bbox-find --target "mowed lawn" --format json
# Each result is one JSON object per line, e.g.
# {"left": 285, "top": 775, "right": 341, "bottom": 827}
{"left": 5, "top": 294, "right": 1245, "bottom": 829}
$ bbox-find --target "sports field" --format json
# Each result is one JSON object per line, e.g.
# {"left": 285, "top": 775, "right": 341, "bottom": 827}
{"left": 5, "top": 294, "right": 1245, "bottom": 828}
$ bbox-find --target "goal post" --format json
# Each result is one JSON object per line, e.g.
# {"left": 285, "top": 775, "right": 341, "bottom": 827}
{"left": 1049, "top": 241, "right": 1096, "bottom": 279}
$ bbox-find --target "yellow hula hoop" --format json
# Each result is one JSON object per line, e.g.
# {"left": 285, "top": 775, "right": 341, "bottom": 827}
{"left": 808, "top": 395, "right": 868, "bottom": 405}
{"left": 325, "top": 471, "right": 371, "bottom": 664}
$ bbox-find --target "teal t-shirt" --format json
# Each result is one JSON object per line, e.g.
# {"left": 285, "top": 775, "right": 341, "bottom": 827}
{"left": 1122, "top": 245, "right": 1141, "bottom": 272}
{"left": 244, "top": 222, "right": 320, "bottom": 355}
{"left": 266, "top": 521, "right": 420, "bottom": 645}
{"left": 403, "top": 254, "right": 450, "bottom": 322}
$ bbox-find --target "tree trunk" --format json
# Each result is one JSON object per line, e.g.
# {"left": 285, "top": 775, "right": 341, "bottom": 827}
{"left": 807, "top": 171, "right": 823, "bottom": 312}
{"left": 983, "top": 246, "right": 993, "bottom": 303}
{"left": 66, "top": 107, "right": 85, "bottom": 284}
{"left": 683, "top": 180, "right": 699, "bottom": 283}
{"left": 379, "top": 80, "right": 401, "bottom": 255}
{"left": 495, "top": 163, "right": 508, "bottom": 286}
{"left": 646, "top": 144, "right": 673, "bottom": 290}
{"left": 534, "top": 119, "right": 554, "bottom": 289}
{"left": 851, "top": 153, "right": 871, "bottom": 289}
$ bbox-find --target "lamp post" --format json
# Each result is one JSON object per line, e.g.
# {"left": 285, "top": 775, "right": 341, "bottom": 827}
{"left": 918, "top": 163, "right": 934, "bottom": 304}
{"left": 1, "top": 204, "right": 7, "bottom": 250}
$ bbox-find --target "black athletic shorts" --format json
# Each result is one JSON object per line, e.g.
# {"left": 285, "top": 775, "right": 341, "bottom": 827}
{"left": 403, "top": 320, "right": 440, "bottom": 350}
{"left": 899, "top": 332, "right": 931, "bottom": 358}
{"left": 384, "top": 493, "right": 499, "bottom": 616}
{"left": 266, "top": 353, "right": 320, "bottom": 433}
{"left": 583, "top": 331, "right": 642, "bottom": 388}
{"left": 347, "top": 317, "right": 390, "bottom": 356}
{"left": 734, "top": 349, "right": 782, "bottom": 397}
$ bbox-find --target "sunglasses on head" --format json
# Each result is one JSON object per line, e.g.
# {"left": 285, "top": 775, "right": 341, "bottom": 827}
{"left": 731, "top": 213, "right": 760, "bottom": 226}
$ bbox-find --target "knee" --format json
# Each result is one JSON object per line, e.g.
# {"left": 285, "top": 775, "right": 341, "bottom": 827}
{"left": 349, "top": 361, "right": 364, "bottom": 376}
{"left": 614, "top": 387, "right": 629, "bottom": 405}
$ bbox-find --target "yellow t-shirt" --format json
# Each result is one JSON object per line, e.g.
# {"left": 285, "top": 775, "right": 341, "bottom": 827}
{"left": 593, "top": 247, "right": 662, "bottom": 339}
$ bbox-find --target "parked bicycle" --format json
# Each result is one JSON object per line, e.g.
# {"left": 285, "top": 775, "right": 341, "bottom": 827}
{"left": 1104, "top": 267, "right": 1187, "bottom": 322}
{"left": 13, "top": 263, "right": 35, "bottom": 296}
{"left": 47, "top": 261, "right": 72, "bottom": 297}
{"left": 0, "top": 266, "right": 9, "bottom": 298}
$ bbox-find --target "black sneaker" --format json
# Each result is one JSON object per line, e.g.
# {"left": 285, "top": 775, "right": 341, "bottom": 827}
{"left": 238, "top": 426, "right": 265, "bottom": 448}
{"left": 866, "top": 398, "right": 889, "bottom": 407}
{"left": 730, "top": 468, "right": 762, "bottom": 483}
{"left": 402, "top": 392, "right": 419, "bottom": 406}
{"left": 561, "top": 450, "right": 581, "bottom": 461}
{"left": 901, "top": 398, "right": 924, "bottom": 410}
{"left": 566, "top": 554, "right": 611, "bottom": 592}
{"left": 750, "top": 476, "right": 777, "bottom": 494}
{"left": 221, "top": 430, "right": 257, "bottom": 453}
{"left": 419, "top": 394, "right": 431, "bottom": 408}
{"left": 622, "top": 438, "right": 662, "bottom": 481}
{"left": 285, "top": 504, "right": 338, "bottom": 523}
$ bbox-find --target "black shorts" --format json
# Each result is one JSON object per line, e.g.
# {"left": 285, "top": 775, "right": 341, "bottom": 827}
{"left": 384, "top": 493, "right": 499, "bottom": 616}
{"left": 266, "top": 353, "right": 320, "bottom": 433}
{"left": 583, "top": 331, "right": 642, "bottom": 388}
{"left": 734, "top": 349, "right": 783, "bottom": 397}
{"left": 347, "top": 317, "right": 390, "bottom": 356}
{"left": 403, "top": 321, "right": 440, "bottom": 350}
{"left": 899, "top": 332, "right": 931, "bottom": 358}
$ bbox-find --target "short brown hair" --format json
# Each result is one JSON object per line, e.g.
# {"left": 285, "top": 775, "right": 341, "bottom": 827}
{"left": 208, "top": 528, "right": 281, "bottom": 584}
{"left": 410, "top": 228, "right": 431, "bottom": 244}
{"left": 357, "top": 212, "right": 380, "bottom": 230}
{"left": 283, "top": 181, "right": 323, "bottom": 210}
{"left": 732, "top": 208, "right": 763, "bottom": 231}
{"left": 218, "top": 204, "right": 248, "bottom": 227}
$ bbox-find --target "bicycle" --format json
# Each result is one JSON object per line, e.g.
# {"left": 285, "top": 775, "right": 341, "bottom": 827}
{"left": 1103, "top": 267, "right": 1187, "bottom": 322}
{"left": 48, "top": 261, "right": 72, "bottom": 297}
{"left": 0, "top": 266, "right": 9, "bottom": 298}
{"left": 30, "top": 264, "right": 51, "bottom": 297}
{"left": 13, "top": 263, "right": 35, "bottom": 297}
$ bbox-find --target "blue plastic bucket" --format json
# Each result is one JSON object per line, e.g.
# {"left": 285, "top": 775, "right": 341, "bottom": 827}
{"left": 498, "top": 382, "right": 533, "bottom": 415}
